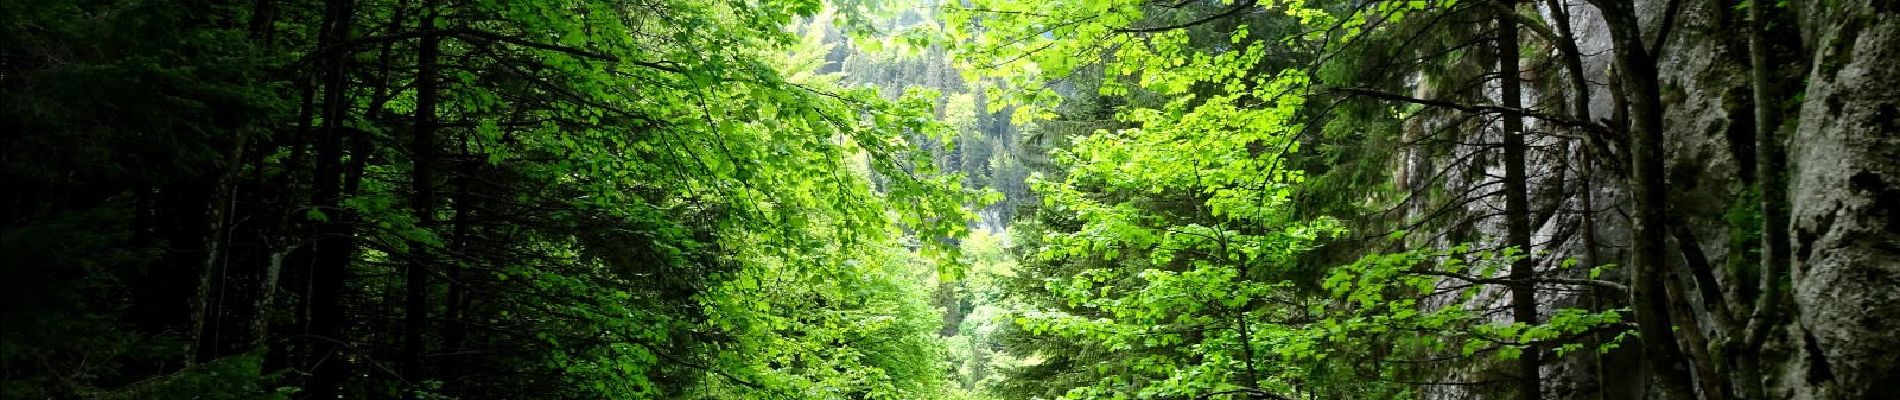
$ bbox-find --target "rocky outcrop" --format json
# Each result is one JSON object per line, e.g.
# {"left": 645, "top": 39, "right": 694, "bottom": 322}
{"left": 1404, "top": 1, "right": 1897, "bottom": 399}
{"left": 1783, "top": 1, "right": 1900, "bottom": 398}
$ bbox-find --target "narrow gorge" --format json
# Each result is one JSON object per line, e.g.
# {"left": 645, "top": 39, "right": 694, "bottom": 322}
{"left": 2, "top": 0, "right": 1892, "bottom": 399}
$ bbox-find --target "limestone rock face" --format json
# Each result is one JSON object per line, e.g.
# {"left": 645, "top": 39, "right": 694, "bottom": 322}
{"left": 1407, "top": 1, "right": 1898, "bottom": 399}
{"left": 1786, "top": 2, "right": 1900, "bottom": 398}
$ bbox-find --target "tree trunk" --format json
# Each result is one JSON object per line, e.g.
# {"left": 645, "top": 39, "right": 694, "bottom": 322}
{"left": 303, "top": 0, "right": 360, "bottom": 396}
{"left": 442, "top": 163, "right": 472, "bottom": 391}
{"left": 1663, "top": 264, "right": 1728, "bottom": 400}
{"left": 1496, "top": 2, "right": 1540, "bottom": 398}
{"left": 1585, "top": 1, "right": 1699, "bottom": 399}
{"left": 1731, "top": 1, "right": 1790, "bottom": 398}
{"left": 1236, "top": 310, "right": 1259, "bottom": 388}
{"left": 1580, "top": 144, "right": 1606, "bottom": 400}
{"left": 403, "top": 0, "right": 442, "bottom": 396}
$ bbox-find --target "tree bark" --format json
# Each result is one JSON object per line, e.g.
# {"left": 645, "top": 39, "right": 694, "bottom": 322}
{"left": 441, "top": 162, "right": 472, "bottom": 392}
{"left": 1584, "top": 1, "right": 1699, "bottom": 399}
{"left": 403, "top": 0, "right": 441, "bottom": 396}
{"left": 1663, "top": 264, "right": 1728, "bottom": 400}
{"left": 1496, "top": 2, "right": 1541, "bottom": 399}
{"left": 303, "top": 0, "right": 360, "bottom": 396}
{"left": 1732, "top": 1, "right": 1790, "bottom": 398}
{"left": 1580, "top": 144, "right": 1606, "bottom": 400}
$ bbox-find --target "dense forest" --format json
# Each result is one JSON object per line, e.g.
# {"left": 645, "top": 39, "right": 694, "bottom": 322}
{"left": 2, "top": 0, "right": 1894, "bottom": 399}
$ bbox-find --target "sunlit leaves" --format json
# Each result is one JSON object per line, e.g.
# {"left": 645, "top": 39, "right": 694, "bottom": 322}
{"left": 416, "top": 0, "right": 985, "bottom": 397}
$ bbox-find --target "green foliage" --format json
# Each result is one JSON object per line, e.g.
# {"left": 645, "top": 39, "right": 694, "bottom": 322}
{"left": 4, "top": 0, "right": 978, "bottom": 398}
{"left": 7, "top": 0, "right": 1748, "bottom": 397}
{"left": 85, "top": 351, "right": 293, "bottom": 400}
{"left": 915, "top": 0, "right": 1648, "bottom": 398}
{"left": 1725, "top": 187, "right": 1766, "bottom": 292}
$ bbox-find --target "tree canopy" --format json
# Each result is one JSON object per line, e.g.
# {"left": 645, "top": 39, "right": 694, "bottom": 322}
{"left": 5, "top": 0, "right": 1895, "bottom": 399}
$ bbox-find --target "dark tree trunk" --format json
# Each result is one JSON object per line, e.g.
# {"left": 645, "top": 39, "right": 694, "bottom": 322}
{"left": 1496, "top": 2, "right": 1540, "bottom": 398}
{"left": 147, "top": 178, "right": 216, "bottom": 359}
{"left": 1732, "top": 1, "right": 1790, "bottom": 397}
{"left": 441, "top": 162, "right": 472, "bottom": 391}
{"left": 402, "top": 0, "right": 442, "bottom": 395}
{"left": 1585, "top": 1, "right": 1699, "bottom": 399}
{"left": 303, "top": 0, "right": 360, "bottom": 396}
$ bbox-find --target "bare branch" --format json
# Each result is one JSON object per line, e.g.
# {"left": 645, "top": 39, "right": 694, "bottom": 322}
{"left": 1117, "top": 0, "right": 1260, "bottom": 33}
{"left": 1408, "top": 270, "right": 1631, "bottom": 295}
{"left": 1329, "top": 87, "right": 1619, "bottom": 142}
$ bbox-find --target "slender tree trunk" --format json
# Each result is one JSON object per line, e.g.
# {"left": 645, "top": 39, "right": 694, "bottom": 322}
{"left": 152, "top": 177, "right": 214, "bottom": 366}
{"left": 1669, "top": 224, "right": 1735, "bottom": 333}
{"left": 185, "top": 0, "right": 289, "bottom": 360}
{"left": 304, "top": 0, "right": 359, "bottom": 396}
{"left": 1585, "top": 1, "right": 1699, "bottom": 399}
{"left": 403, "top": 0, "right": 441, "bottom": 395}
{"left": 1733, "top": 1, "right": 1789, "bottom": 398}
{"left": 1543, "top": 0, "right": 1588, "bottom": 124}
{"left": 246, "top": 0, "right": 277, "bottom": 44}
{"left": 1542, "top": 0, "right": 1615, "bottom": 177}
{"left": 237, "top": 0, "right": 284, "bottom": 366}
{"left": 1235, "top": 310, "right": 1259, "bottom": 388}
{"left": 1580, "top": 131, "right": 1607, "bottom": 400}
{"left": 1663, "top": 266, "right": 1729, "bottom": 400}
{"left": 1496, "top": 2, "right": 1540, "bottom": 398}
{"left": 187, "top": 165, "right": 233, "bottom": 365}
{"left": 442, "top": 162, "right": 472, "bottom": 391}
{"left": 266, "top": 49, "right": 321, "bottom": 376}
{"left": 365, "top": 0, "right": 411, "bottom": 122}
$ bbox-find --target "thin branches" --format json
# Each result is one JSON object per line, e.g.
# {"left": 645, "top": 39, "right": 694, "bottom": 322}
{"left": 1117, "top": 0, "right": 1261, "bottom": 33}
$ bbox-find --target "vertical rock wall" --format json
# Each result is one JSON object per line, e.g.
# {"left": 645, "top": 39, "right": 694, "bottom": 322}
{"left": 1410, "top": 1, "right": 1896, "bottom": 399}
{"left": 1784, "top": 1, "right": 1900, "bottom": 398}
